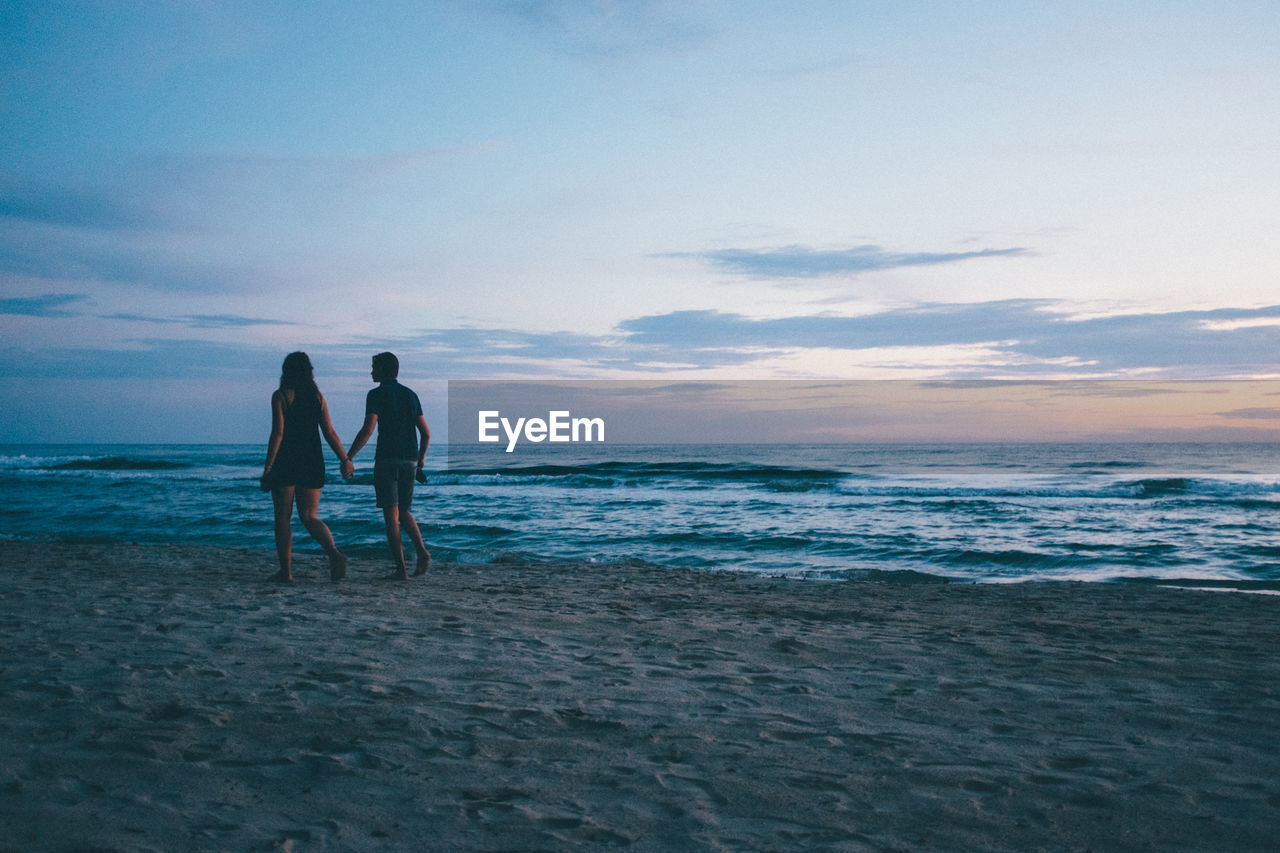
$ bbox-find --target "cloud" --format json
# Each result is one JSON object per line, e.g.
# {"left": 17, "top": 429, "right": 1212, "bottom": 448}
{"left": 332, "top": 326, "right": 634, "bottom": 376}
{"left": 9, "top": 300, "right": 1280, "bottom": 384}
{"left": 616, "top": 300, "right": 1049, "bottom": 349}
{"left": 0, "top": 165, "right": 261, "bottom": 291}
{"left": 1217, "top": 408, "right": 1280, "bottom": 420}
{"left": 0, "top": 338, "right": 277, "bottom": 380}
{"left": 238, "top": 301, "right": 1280, "bottom": 381}
{"left": 0, "top": 145, "right": 495, "bottom": 293}
{"left": 1199, "top": 317, "right": 1280, "bottom": 332}
{"left": 661, "top": 244, "right": 1029, "bottom": 279}
{"left": 101, "top": 312, "right": 299, "bottom": 329}
{"left": 0, "top": 293, "right": 91, "bottom": 317}
{"left": 916, "top": 382, "right": 1219, "bottom": 400}
{"left": 327, "top": 300, "right": 1280, "bottom": 380}
{"left": 184, "top": 314, "right": 298, "bottom": 329}
{"left": 493, "top": 0, "right": 709, "bottom": 58}
{"left": 616, "top": 301, "right": 1280, "bottom": 376}
{"left": 0, "top": 326, "right": 615, "bottom": 382}
{"left": 0, "top": 182, "right": 163, "bottom": 231}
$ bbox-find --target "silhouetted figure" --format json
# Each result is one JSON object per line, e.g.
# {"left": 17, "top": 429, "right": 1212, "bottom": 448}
{"left": 347, "top": 352, "right": 431, "bottom": 579}
{"left": 260, "top": 351, "right": 353, "bottom": 582}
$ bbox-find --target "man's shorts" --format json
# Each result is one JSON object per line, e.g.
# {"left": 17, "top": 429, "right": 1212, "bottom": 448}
{"left": 373, "top": 459, "right": 418, "bottom": 510}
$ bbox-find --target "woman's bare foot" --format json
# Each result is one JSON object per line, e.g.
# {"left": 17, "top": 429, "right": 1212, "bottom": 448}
{"left": 413, "top": 550, "right": 431, "bottom": 576}
{"left": 269, "top": 569, "right": 292, "bottom": 583}
{"left": 329, "top": 550, "right": 348, "bottom": 582}
{"left": 388, "top": 566, "right": 409, "bottom": 581}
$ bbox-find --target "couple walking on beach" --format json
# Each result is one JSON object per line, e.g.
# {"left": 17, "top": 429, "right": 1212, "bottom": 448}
{"left": 259, "top": 351, "right": 430, "bottom": 583}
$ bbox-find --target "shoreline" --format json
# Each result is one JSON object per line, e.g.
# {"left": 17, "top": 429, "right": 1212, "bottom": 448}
{"left": 2, "top": 539, "right": 1279, "bottom": 850}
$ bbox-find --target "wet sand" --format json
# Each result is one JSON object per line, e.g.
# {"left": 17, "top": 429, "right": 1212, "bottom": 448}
{"left": 2, "top": 539, "right": 1279, "bottom": 851}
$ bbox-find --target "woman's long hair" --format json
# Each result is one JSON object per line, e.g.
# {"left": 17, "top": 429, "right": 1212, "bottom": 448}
{"left": 279, "top": 351, "right": 321, "bottom": 404}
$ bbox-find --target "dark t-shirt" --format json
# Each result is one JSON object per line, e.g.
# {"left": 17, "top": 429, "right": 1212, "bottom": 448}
{"left": 365, "top": 380, "right": 423, "bottom": 460}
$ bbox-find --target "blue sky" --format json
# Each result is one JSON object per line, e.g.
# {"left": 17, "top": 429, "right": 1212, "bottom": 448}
{"left": 2, "top": 1, "right": 1280, "bottom": 442}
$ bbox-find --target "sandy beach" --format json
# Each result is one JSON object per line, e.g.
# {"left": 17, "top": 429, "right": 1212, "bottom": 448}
{"left": 2, "top": 540, "right": 1279, "bottom": 851}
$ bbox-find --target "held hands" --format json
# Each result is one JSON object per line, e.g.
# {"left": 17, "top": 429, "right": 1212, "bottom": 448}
{"left": 341, "top": 459, "right": 355, "bottom": 480}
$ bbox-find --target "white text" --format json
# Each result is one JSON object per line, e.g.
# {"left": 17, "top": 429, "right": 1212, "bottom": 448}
{"left": 478, "top": 410, "right": 605, "bottom": 452}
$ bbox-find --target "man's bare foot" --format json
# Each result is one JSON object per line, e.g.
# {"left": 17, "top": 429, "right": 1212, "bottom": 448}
{"left": 413, "top": 550, "right": 431, "bottom": 576}
{"left": 388, "top": 566, "right": 409, "bottom": 581}
{"left": 329, "top": 550, "right": 348, "bottom": 582}
{"left": 269, "top": 569, "right": 292, "bottom": 583}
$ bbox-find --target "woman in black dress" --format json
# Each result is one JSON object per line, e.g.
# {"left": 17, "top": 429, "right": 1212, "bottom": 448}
{"left": 260, "top": 352, "right": 354, "bottom": 582}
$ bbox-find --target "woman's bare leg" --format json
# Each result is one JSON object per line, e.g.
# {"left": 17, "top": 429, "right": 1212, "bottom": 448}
{"left": 295, "top": 487, "right": 347, "bottom": 581}
{"left": 271, "top": 486, "right": 296, "bottom": 581}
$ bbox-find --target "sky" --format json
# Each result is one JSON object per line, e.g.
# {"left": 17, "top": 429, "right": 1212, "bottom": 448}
{"left": 2, "top": 1, "right": 1280, "bottom": 443}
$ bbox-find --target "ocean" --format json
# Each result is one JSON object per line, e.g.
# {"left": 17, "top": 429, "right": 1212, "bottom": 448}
{"left": 3, "top": 442, "right": 1280, "bottom": 585}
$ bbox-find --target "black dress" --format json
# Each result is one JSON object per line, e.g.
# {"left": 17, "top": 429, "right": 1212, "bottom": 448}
{"left": 271, "top": 389, "right": 326, "bottom": 489}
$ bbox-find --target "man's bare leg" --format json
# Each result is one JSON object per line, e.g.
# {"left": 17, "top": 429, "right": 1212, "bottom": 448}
{"left": 270, "top": 486, "right": 295, "bottom": 581}
{"left": 383, "top": 505, "right": 408, "bottom": 579}
{"left": 400, "top": 509, "right": 431, "bottom": 575}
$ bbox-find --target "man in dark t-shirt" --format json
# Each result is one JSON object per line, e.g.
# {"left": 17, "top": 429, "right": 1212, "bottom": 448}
{"left": 347, "top": 352, "right": 431, "bottom": 579}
